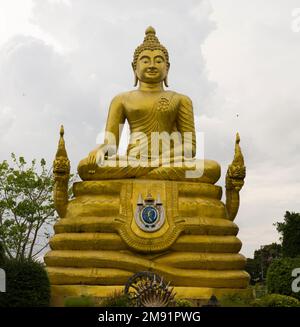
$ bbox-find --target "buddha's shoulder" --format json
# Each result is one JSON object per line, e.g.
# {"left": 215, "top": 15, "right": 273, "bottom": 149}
{"left": 167, "top": 91, "right": 193, "bottom": 106}
{"left": 110, "top": 90, "right": 192, "bottom": 104}
{"left": 110, "top": 91, "right": 139, "bottom": 103}
{"left": 110, "top": 92, "right": 128, "bottom": 101}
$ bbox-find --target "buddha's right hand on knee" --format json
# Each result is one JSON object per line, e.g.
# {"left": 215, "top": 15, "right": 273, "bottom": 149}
{"left": 87, "top": 144, "right": 109, "bottom": 173}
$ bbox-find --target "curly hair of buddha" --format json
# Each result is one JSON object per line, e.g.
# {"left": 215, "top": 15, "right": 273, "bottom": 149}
{"left": 132, "top": 26, "right": 170, "bottom": 87}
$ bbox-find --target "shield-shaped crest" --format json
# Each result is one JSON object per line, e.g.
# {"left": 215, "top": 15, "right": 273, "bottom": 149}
{"left": 135, "top": 192, "right": 165, "bottom": 232}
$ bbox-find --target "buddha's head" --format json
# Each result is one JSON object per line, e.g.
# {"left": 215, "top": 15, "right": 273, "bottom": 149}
{"left": 132, "top": 27, "right": 170, "bottom": 87}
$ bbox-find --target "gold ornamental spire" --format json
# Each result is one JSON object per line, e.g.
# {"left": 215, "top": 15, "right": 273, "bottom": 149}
{"left": 232, "top": 132, "right": 245, "bottom": 167}
{"left": 53, "top": 125, "right": 70, "bottom": 218}
{"left": 55, "top": 125, "right": 68, "bottom": 159}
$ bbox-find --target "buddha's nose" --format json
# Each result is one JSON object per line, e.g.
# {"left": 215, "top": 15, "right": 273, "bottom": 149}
{"left": 149, "top": 60, "right": 157, "bottom": 68}
{"left": 148, "top": 65, "right": 158, "bottom": 71}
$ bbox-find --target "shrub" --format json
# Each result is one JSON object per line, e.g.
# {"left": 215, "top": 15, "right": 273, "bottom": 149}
{"left": 252, "top": 283, "right": 267, "bottom": 298}
{"left": 99, "top": 290, "right": 131, "bottom": 307}
{"left": 252, "top": 294, "right": 300, "bottom": 307}
{"left": 0, "top": 242, "right": 5, "bottom": 266}
{"left": 174, "top": 298, "right": 193, "bottom": 307}
{"left": 0, "top": 259, "right": 50, "bottom": 307}
{"left": 266, "top": 257, "right": 300, "bottom": 300}
{"left": 219, "top": 293, "right": 253, "bottom": 307}
{"left": 64, "top": 295, "right": 95, "bottom": 307}
{"left": 276, "top": 211, "right": 300, "bottom": 257}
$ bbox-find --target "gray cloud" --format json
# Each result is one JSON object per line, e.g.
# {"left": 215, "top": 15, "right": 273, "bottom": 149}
{"left": 0, "top": 0, "right": 216, "bottom": 165}
{"left": 0, "top": 35, "right": 101, "bottom": 165}
{"left": 205, "top": 0, "right": 300, "bottom": 256}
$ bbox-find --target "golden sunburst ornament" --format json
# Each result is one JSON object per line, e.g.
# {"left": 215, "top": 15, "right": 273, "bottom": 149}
{"left": 125, "top": 271, "right": 176, "bottom": 307}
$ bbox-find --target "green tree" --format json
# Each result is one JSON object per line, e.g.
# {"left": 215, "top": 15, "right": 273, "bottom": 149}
{"left": 245, "top": 258, "right": 261, "bottom": 284}
{"left": 0, "top": 241, "right": 5, "bottom": 265}
{"left": 0, "top": 154, "right": 55, "bottom": 260}
{"left": 0, "top": 259, "right": 51, "bottom": 307}
{"left": 255, "top": 243, "right": 282, "bottom": 280}
{"left": 246, "top": 243, "right": 282, "bottom": 283}
{"left": 276, "top": 211, "right": 300, "bottom": 257}
{"left": 267, "top": 257, "right": 300, "bottom": 301}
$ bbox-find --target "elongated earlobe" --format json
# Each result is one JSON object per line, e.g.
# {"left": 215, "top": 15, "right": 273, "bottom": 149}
{"left": 132, "top": 62, "right": 138, "bottom": 87}
{"left": 164, "top": 76, "right": 169, "bottom": 87}
{"left": 134, "top": 73, "right": 138, "bottom": 87}
{"left": 164, "top": 64, "right": 170, "bottom": 87}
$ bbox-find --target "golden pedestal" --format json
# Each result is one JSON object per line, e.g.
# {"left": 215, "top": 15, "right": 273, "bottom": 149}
{"left": 45, "top": 179, "right": 250, "bottom": 306}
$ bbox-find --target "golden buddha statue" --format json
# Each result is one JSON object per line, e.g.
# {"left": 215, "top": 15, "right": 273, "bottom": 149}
{"left": 77, "top": 26, "right": 220, "bottom": 184}
{"left": 45, "top": 27, "right": 250, "bottom": 306}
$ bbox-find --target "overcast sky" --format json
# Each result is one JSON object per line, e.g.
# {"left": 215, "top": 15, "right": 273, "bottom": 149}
{"left": 0, "top": 0, "right": 300, "bottom": 257}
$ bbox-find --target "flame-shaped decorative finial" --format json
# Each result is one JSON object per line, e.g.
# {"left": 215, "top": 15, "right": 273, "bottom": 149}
{"left": 145, "top": 26, "right": 156, "bottom": 35}
{"left": 125, "top": 272, "right": 176, "bottom": 307}
{"left": 225, "top": 132, "right": 246, "bottom": 220}
{"left": 60, "top": 125, "right": 64, "bottom": 137}
{"left": 53, "top": 125, "right": 70, "bottom": 218}
{"left": 232, "top": 132, "right": 244, "bottom": 167}
{"left": 55, "top": 125, "right": 68, "bottom": 159}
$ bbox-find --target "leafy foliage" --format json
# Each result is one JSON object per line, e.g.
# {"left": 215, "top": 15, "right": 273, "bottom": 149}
{"left": 252, "top": 283, "right": 267, "bottom": 298}
{"left": 218, "top": 293, "right": 253, "bottom": 307}
{"left": 98, "top": 291, "right": 195, "bottom": 307}
{"left": 64, "top": 295, "right": 95, "bottom": 307}
{"left": 0, "top": 259, "right": 50, "bottom": 307}
{"left": 246, "top": 243, "right": 282, "bottom": 283}
{"left": 99, "top": 290, "right": 132, "bottom": 307}
{"left": 245, "top": 258, "right": 261, "bottom": 284}
{"left": 0, "top": 242, "right": 5, "bottom": 265}
{"left": 266, "top": 257, "right": 300, "bottom": 300}
{"left": 174, "top": 298, "right": 193, "bottom": 307}
{"left": 0, "top": 154, "right": 55, "bottom": 260}
{"left": 252, "top": 294, "right": 300, "bottom": 307}
{"left": 276, "top": 211, "right": 300, "bottom": 257}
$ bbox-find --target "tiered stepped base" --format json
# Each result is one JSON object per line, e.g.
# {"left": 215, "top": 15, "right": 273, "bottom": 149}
{"left": 45, "top": 180, "right": 250, "bottom": 306}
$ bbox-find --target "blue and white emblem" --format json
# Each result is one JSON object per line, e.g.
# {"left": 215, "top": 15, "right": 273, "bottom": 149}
{"left": 135, "top": 193, "right": 165, "bottom": 232}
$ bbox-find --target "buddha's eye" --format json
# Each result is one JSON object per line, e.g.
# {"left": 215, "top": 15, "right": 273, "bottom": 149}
{"left": 140, "top": 58, "right": 150, "bottom": 64}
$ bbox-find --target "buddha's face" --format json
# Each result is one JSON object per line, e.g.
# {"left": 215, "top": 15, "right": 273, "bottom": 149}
{"left": 135, "top": 49, "right": 169, "bottom": 84}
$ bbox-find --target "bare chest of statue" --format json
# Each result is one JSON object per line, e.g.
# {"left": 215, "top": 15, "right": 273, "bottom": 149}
{"left": 123, "top": 90, "right": 179, "bottom": 133}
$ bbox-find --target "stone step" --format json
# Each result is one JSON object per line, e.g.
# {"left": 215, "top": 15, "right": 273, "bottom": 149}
{"left": 54, "top": 216, "right": 238, "bottom": 235}
{"left": 50, "top": 233, "right": 127, "bottom": 250}
{"left": 50, "top": 233, "right": 241, "bottom": 253}
{"left": 178, "top": 198, "right": 226, "bottom": 218}
{"left": 47, "top": 266, "right": 249, "bottom": 288}
{"left": 171, "top": 235, "right": 242, "bottom": 253}
{"left": 66, "top": 198, "right": 119, "bottom": 217}
{"left": 73, "top": 180, "right": 222, "bottom": 199}
{"left": 178, "top": 182, "right": 222, "bottom": 199}
{"left": 73, "top": 181, "right": 122, "bottom": 196}
{"left": 45, "top": 250, "right": 246, "bottom": 270}
{"left": 155, "top": 252, "right": 246, "bottom": 269}
{"left": 54, "top": 217, "right": 117, "bottom": 234}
